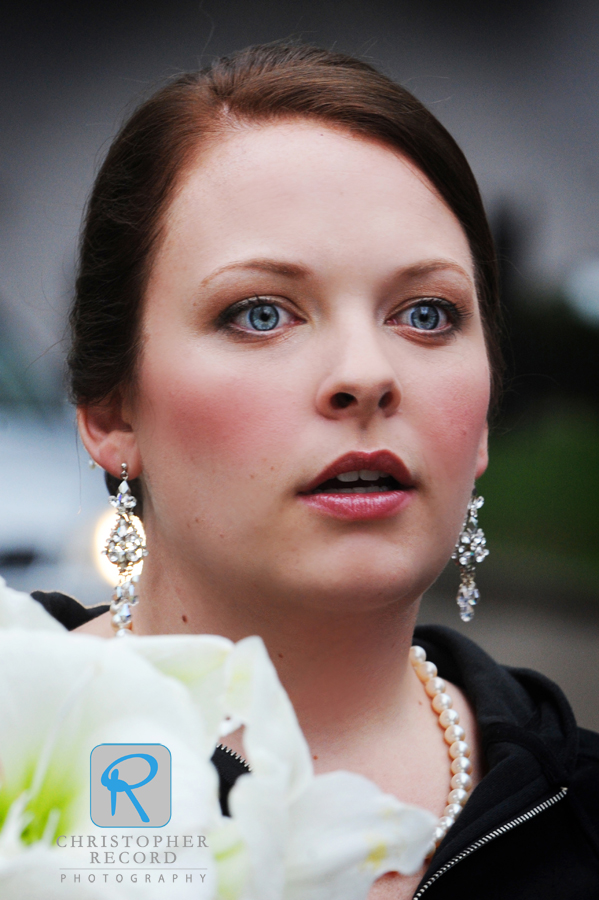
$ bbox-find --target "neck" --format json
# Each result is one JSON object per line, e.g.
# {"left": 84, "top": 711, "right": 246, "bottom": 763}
{"left": 135, "top": 549, "right": 421, "bottom": 751}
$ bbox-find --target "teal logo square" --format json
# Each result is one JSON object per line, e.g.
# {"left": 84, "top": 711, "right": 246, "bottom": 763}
{"left": 90, "top": 744, "right": 171, "bottom": 827}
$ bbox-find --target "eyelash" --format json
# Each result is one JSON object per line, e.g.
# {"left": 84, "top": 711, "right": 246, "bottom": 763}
{"left": 388, "top": 298, "right": 467, "bottom": 333}
{"left": 216, "top": 295, "right": 467, "bottom": 336}
{"left": 216, "top": 296, "right": 298, "bottom": 334}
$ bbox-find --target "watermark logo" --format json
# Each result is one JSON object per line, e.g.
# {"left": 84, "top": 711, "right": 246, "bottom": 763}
{"left": 90, "top": 744, "right": 171, "bottom": 827}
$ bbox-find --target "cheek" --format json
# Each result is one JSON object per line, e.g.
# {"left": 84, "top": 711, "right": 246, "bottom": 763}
{"left": 409, "top": 350, "right": 490, "bottom": 483}
{"left": 136, "top": 348, "right": 303, "bottom": 477}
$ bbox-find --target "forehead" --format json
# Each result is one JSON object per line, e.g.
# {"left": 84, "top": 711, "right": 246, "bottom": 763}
{"left": 154, "top": 119, "right": 474, "bottom": 288}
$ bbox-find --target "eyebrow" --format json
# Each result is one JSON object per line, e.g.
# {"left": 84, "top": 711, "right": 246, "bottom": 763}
{"left": 393, "top": 259, "right": 474, "bottom": 285}
{"left": 200, "top": 257, "right": 474, "bottom": 288}
{"left": 200, "top": 258, "right": 312, "bottom": 287}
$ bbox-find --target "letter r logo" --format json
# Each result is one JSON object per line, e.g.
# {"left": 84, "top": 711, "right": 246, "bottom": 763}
{"left": 90, "top": 744, "right": 171, "bottom": 827}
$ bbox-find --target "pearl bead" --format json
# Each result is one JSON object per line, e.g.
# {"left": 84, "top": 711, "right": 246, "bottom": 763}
{"left": 432, "top": 692, "right": 453, "bottom": 713}
{"left": 444, "top": 723, "right": 465, "bottom": 744}
{"left": 433, "top": 824, "right": 447, "bottom": 845}
{"left": 451, "top": 756, "right": 473, "bottom": 775}
{"left": 415, "top": 660, "right": 437, "bottom": 682}
{"left": 451, "top": 772, "right": 473, "bottom": 791}
{"left": 444, "top": 803, "right": 463, "bottom": 820}
{"left": 409, "top": 645, "right": 426, "bottom": 663}
{"left": 424, "top": 840, "right": 437, "bottom": 858}
{"left": 425, "top": 676, "right": 446, "bottom": 697}
{"left": 449, "top": 740, "right": 470, "bottom": 759}
{"left": 408, "top": 645, "right": 473, "bottom": 861}
{"left": 448, "top": 788, "right": 469, "bottom": 806}
{"left": 439, "top": 708, "right": 460, "bottom": 728}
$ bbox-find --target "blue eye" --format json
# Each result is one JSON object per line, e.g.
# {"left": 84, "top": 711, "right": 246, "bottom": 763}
{"left": 407, "top": 303, "right": 446, "bottom": 330}
{"left": 223, "top": 297, "right": 298, "bottom": 333}
{"left": 248, "top": 304, "right": 280, "bottom": 331}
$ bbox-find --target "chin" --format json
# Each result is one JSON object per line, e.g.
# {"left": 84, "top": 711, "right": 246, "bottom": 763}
{"left": 277, "top": 554, "right": 444, "bottom": 614}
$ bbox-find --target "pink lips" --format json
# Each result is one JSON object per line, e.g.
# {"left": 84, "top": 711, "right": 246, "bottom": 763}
{"left": 298, "top": 450, "right": 415, "bottom": 521}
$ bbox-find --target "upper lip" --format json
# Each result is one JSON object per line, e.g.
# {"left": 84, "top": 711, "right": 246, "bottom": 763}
{"left": 301, "top": 450, "right": 415, "bottom": 493}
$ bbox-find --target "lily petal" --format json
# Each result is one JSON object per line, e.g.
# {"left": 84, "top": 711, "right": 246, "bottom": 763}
{"left": 127, "top": 634, "right": 233, "bottom": 754}
{"left": 0, "top": 631, "right": 220, "bottom": 840}
{"left": 0, "top": 846, "right": 125, "bottom": 899}
{"left": 284, "top": 771, "right": 436, "bottom": 898}
{"left": 0, "top": 578, "right": 65, "bottom": 633}
{"left": 224, "top": 637, "right": 313, "bottom": 801}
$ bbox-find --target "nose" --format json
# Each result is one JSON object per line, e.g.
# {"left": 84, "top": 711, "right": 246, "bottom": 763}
{"left": 315, "top": 321, "right": 401, "bottom": 422}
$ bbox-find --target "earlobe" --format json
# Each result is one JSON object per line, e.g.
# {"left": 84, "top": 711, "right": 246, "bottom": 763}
{"left": 474, "top": 422, "right": 489, "bottom": 479}
{"left": 77, "top": 398, "right": 142, "bottom": 479}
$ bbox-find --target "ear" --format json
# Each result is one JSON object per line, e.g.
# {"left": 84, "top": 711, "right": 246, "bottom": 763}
{"left": 474, "top": 421, "right": 489, "bottom": 480}
{"left": 77, "top": 394, "right": 142, "bottom": 479}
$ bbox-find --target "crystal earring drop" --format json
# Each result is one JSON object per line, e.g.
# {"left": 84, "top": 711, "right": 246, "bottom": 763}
{"left": 103, "top": 463, "right": 147, "bottom": 636}
{"left": 452, "top": 493, "right": 489, "bottom": 622}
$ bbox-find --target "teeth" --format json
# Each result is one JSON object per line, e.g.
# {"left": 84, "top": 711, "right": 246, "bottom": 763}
{"left": 359, "top": 470, "right": 383, "bottom": 481}
{"left": 336, "top": 470, "right": 384, "bottom": 483}
{"left": 333, "top": 486, "right": 390, "bottom": 494}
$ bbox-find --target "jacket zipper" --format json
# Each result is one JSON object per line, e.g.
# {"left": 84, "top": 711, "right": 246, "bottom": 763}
{"left": 412, "top": 786, "right": 568, "bottom": 898}
{"left": 216, "top": 742, "right": 251, "bottom": 771}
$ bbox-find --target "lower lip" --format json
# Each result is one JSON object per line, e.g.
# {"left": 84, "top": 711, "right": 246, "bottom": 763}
{"left": 298, "top": 489, "right": 413, "bottom": 521}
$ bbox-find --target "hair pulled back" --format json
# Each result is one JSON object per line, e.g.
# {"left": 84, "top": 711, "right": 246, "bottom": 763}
{"left": 69, "top": 41, "right": 501, "bottom": 415}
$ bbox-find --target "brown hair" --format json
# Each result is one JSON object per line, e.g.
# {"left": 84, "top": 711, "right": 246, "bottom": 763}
{"left": 69, "top": 43, "right": 501, "bottom": 500}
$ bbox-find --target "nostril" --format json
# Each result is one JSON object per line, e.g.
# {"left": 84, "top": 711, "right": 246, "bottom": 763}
{"left": 331, "top": 391, "right": 356, "bottom": 410}
{"left": 378, "top": 390, "right": 394, "bottom": 410}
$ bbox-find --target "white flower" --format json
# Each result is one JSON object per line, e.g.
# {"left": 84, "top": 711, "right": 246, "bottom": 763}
{"left": 0, "top": 578, "right": 222, "bottom": 899}
{"left": 0, "top": 578, "right": 436, "bottom": 900}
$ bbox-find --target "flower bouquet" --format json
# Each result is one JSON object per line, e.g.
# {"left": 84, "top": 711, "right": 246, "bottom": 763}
{"left": 0, "top": 577, "right": 435, "bottom": 899}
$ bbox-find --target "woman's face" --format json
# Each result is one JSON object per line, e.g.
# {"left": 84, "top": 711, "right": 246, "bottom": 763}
{"left": 128, "top": 120, "right": 490, "bottom": 612}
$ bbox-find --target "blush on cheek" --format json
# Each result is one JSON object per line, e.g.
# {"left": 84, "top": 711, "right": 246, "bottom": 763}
{"left": 417, "top": 362, "right": 490, "bottom": 484}
{"left": 139, "top": 357, "right": 303, "bottom": 476}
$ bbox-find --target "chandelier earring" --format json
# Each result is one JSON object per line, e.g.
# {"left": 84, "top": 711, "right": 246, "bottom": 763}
{"left": 452, "top": 492, "right": 489, "bottom": 622}
{"left": 103, "top": 463, "right": 147, "bottom": 637}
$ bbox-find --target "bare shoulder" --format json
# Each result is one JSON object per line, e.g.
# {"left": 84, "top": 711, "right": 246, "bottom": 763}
{"left": 73, "top": 611, "right": 114, "bottom": 638}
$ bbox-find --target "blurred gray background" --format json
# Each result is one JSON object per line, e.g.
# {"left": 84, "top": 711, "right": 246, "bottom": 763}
{"left": 1, "top": 1, "right": 598, "bottom": 727}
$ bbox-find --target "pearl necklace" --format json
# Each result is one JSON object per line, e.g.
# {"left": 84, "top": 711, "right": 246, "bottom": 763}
{"left": 409, "top": 645, "right": 473, "bottom": 857}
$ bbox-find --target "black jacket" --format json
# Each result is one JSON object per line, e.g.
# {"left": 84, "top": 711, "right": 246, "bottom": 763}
{"left": 33, "top": 591, "right": 599, "bottom": 898}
